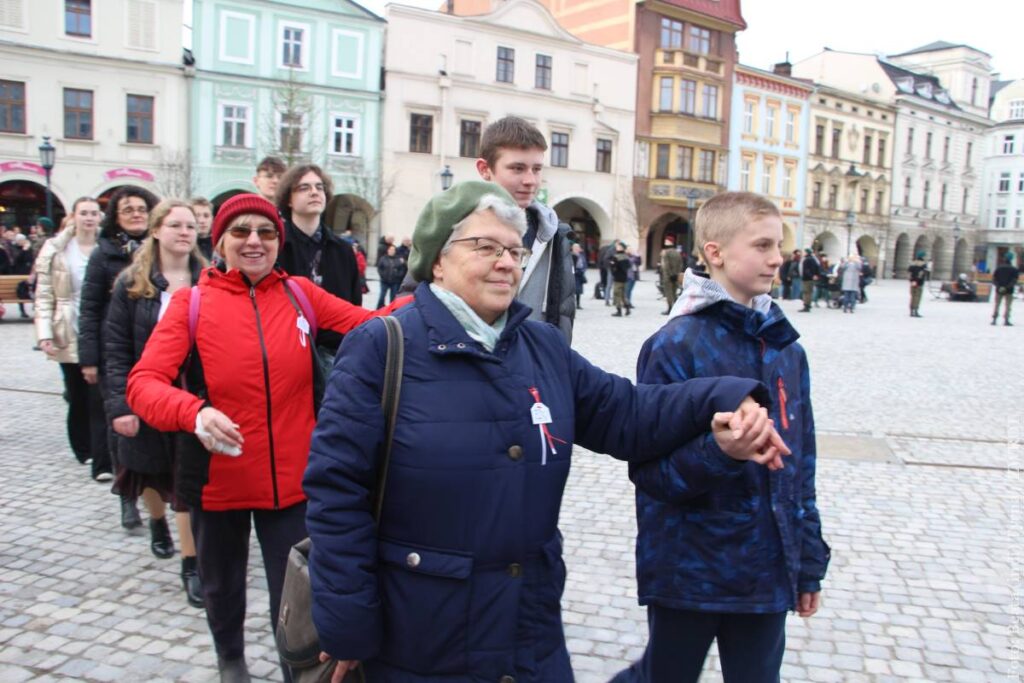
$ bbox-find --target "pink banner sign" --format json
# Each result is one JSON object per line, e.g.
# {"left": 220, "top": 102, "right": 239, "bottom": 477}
{"left": 104, "top": 167, "right": 155, "bottom": 182}
{"left": 0, "top": 160, "right": 46, "bottom": 176}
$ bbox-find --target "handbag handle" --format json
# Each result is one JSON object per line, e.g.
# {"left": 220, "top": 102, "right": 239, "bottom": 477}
{"left": 373, "top": 316, "right": 403, "bottom": 523}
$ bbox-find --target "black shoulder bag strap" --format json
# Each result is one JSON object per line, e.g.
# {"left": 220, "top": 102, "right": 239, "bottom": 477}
{"left": 373, "top": 315, "right": 404, "bottom": 522}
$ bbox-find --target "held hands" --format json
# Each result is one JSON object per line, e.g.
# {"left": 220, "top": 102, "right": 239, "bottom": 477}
{"left": 112, "top": 414, "right": 140, "bottom": 438}
{"left": 81, "top": 366, "right": 99, "bottom": 385}
{"left": 319, "top": 652, "right": 359, "bottom": 683}
{"left": 712, "top": 396, "right": 790, "bottom": 470}
{"left": 196, "top": 406, "right": 243, "bottom": 454}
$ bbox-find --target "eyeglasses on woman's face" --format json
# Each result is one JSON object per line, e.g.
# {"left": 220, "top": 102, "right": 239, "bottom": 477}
{"left": 118, "top": 205, "right": 149, "bottom": 217}
{"left": 226, "top": 225, "right": 279, "bottom": 241}
{"left": 447, "top": 236, "right": 531, "bottom": 268}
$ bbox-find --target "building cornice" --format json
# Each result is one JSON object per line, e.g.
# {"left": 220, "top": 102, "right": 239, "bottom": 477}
{"left": 736, "top": 68, "right": 813, "bottom": 99}
{"left": 645, "top": 0, "right": 747, "bottom": 32}
{"left": 196, "top": 70, "right": 381, "bottom": 100}
{"left": 0, "top": 39, "right": 184, "bottom": 74}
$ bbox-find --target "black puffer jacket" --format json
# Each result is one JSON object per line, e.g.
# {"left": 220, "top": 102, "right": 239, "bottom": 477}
{"left": 375, "top": 253, "right": 407, "bottom": 285}
{"left": 78, "top": 237, "right": 136, "bottom": 368}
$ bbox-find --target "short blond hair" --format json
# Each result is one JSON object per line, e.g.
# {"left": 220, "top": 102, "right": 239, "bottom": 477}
{"left": 695, "top": 192, "right": 781, "bottom": 251}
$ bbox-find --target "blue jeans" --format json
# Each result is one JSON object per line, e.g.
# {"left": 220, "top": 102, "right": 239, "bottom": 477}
{"left": 842, "top": 290, "right": 858, "bottom": 311}
{"left": 626, "top": 279, "right": 637, "bottom": 304}
{"left": 376, "top": 281, "right": 400, "bottom": 309}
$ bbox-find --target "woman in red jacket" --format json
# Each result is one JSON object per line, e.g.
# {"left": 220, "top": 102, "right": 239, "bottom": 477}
{"left": 126, "top": 194, "right": 406, "bottom": 683}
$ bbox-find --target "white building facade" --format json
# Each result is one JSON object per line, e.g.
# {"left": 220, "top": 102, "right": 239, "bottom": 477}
{"left": 979, "top": 79, "right": 1024, "bottom": 269}
{"left": 0, "top": 0, "right": 188, "bottom": 226}
{"left": 381, "top": 0, "right": 638, "bottom": 262}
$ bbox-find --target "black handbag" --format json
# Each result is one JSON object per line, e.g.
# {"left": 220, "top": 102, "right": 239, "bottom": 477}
{"left": 276, "top": 316, "right": 404, "bottom": 683}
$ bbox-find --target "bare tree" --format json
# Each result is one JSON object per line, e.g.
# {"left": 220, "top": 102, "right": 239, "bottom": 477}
{"left": 155, "top": 149, "right": 194, "bottom": 199}
{"left": 262, "top": 70, "right": 322, "bottom": 166}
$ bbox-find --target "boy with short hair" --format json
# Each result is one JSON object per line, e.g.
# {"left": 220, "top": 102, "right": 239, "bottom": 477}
{"left": 253, "top": 155, "right": 286, "bottom": 202}
{"left": 189, "top": 197, "right": 214, "bottom": 260}
{"left": 617, "top": 192, "right": 830, "bottom": 683}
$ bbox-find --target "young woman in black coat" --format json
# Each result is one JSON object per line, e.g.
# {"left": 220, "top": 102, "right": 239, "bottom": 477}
{"left": 104, "top": 199, "right": 205, "bottom": 607}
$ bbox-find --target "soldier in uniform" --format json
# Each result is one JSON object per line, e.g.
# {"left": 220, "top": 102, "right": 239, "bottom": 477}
{"left": 660, "top": 238, "right": 683, "bottom": 314}
{"left": 907, "top": 250, "right": 929, "bottom": 318}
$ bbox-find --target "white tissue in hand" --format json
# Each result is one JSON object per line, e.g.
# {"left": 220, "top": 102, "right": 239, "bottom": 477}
{"left": 195, "top": 412, "right": 242, "bottom": 457}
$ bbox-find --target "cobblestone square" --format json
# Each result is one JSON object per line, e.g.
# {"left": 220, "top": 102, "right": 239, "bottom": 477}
{"left": 0, "top": 276, "right": 1019, "bottom": 682}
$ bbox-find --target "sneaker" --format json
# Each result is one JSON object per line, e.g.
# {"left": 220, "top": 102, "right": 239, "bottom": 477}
{"left": 93, "top": 471, "right": 113, "bottom": 482}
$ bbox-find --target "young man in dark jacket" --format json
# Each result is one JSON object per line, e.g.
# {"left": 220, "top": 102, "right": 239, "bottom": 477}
{"left": 616, "top": 192, "right": 829, "bottom": 683}
{"left": 275, "top": 164, "right": 362, "bottom": 354}
{"left": 991, "top": 253, "right": 1019, "bottom": 326}
{"left": 798, "top": 248, "right": 821, "bottom": 312}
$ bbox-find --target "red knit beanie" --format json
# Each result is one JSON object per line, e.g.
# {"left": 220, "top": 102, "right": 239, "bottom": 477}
{"left": 212, "top": 194, "right": 284, "bottom": 247}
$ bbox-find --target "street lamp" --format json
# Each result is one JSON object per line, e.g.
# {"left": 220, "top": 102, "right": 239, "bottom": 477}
{"left": 844, "top": 163, "right": 862, "bottom": 256}
{"left": 845, "top": 210, "right": 856, "bottom": 256}
{"left": 440, "top": 165, "right": 453, "bottom": 191}
{"left": 38, "top": 136, "right": 56, "bottom": 221}
{"left": 685, "top": 190, "right": 699, "bottom": 266}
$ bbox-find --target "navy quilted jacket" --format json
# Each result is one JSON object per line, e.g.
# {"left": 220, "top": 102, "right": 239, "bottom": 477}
{"left": 303, "top": 283, "right": 765, "bottom": 682}
{"left": 630, "top": 274, "right": 830, "bottom": 614}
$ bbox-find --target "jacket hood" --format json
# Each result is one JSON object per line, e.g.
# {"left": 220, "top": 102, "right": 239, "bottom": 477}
{"left": 528, "top": 201, "right": 559, "bottom": 244}
{"left": 669, "top": 270, "right": 799, "bottom": 350}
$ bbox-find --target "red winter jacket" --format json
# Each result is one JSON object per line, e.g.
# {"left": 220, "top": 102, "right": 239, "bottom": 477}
{"left": 127, "top": 266, "right": 407, "bottom": 511}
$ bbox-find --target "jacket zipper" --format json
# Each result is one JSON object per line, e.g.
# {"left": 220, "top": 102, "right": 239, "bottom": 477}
{"left": 776, "top": 376, "right": 789, "bottom": 431}
{"left": 249, "top": 284, "right": 280, "bottom": 509}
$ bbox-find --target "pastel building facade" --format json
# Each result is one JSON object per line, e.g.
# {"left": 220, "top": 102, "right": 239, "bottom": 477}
{"left": 190, "top": 0, "right": 384, "bottom": 242}
{"left": 979, "top": 79, "right": 1024, "bottom": 269}
{"left": 0, "top": 0, "right": 188, "bottom": 226}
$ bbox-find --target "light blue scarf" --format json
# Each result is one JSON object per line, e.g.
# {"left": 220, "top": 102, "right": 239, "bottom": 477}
{"left": 430, "top": 284, "right": 507, "bottom": 352}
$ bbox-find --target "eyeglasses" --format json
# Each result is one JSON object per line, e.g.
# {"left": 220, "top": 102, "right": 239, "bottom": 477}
{"left": 118, "top": 206, "right": 149, "bottom": 216}
{"left": 294, "top": 183, "right": 326, "bottom": 195}
{"left": 226, "top": 226, "right": 279, "bottom": 241}
{"left": 448, "top": 237, "right": 531, "bottom": 267}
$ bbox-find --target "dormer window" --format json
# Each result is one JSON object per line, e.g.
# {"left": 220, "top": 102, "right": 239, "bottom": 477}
{"left": 934, "top": 91, "right": 950, "bottom": 104}
{"left": 897, "top": 77, "right": 914, "bottom": 93}
{"left": 916, "top": 83, "right": 932, "bottom": 98}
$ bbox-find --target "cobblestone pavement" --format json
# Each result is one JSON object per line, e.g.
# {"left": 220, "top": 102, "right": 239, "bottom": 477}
{"left": 0, "top": 276, "right": 1019, "bottom": 682}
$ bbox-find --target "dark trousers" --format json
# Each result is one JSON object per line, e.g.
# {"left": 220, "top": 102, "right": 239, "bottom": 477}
{"left": 87, "top": 376, "right": 112, "bottom": 477}
{"left": 59, "top": 362, "right": 92, "bottom": 463}
{"left": 376, "top": 281, "right": 400, "bottom": 309}
{"left": 191, "top": 502, "right": 307, "bottom": 673}
{"left": 612, "top": 605, "right": 787, "bottom": 683}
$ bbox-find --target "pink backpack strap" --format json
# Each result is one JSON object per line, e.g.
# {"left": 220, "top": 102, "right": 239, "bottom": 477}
{"left": 284, "top": 278, "right": 318, "bottom": 339}
{"left": 188, "top": 285, "right": 200, "bottom": 348}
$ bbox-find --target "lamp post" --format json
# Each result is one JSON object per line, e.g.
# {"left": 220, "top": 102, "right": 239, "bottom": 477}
{"left": 440, "top": 165, "right": 453, "bottom": 191}
{"left": 685, "top": 190, "right": 699, "bottom": 266}
{"left": 38, "top": 136, "right": 56, "bottom": 221}
{"left": 844, "top": 163, "right": 862, "bottom": 256}
{"left": 845, "top": 210, "right": 856, "bottom": 257}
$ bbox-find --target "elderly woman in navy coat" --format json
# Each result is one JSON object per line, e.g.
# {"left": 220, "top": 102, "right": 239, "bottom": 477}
{"left": 304, "top": 181, "right": 787, "bottom": 683}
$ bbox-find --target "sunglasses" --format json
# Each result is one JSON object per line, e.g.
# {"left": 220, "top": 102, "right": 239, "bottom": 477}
{"left": 226, "top": 226, "right": 279, "bottom": 241}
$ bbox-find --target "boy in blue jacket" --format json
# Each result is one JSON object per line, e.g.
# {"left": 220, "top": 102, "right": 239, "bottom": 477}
{"left": 615, "top": 192, "right": 831, "bottom": 683}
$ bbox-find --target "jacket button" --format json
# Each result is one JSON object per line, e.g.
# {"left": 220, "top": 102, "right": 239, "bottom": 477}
{"left": 456, "top": 342, "right": 466, "bottom": 349}
{"left": 499, "top": 677, "right": 516, "bottom": 683}
{"left": 437, "top": 344, "right": 447, "bottom": 350}
{"left": 406, "top": 552, "right": 421, "bottom": 568}
{"left": 507, "top": 445, "right": 523, "bottom": 461}
{"left": 507, "top": 563, "right": 522, "bottom": 578}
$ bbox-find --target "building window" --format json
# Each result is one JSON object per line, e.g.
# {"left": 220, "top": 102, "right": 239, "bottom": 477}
{"left": 828, "top": 184, "right": 837, "bottom": 209}
{"left": 281, "top": 25, "right": 305, "bottom": 68}
{"left": 922, "top": 180, "right": 930, "bottom": 208}
{"left": 220, "top": 104, "right": 248, "bottom": 147}
{"left": 551, "top": 132, "right": 569, "bottom": 168}
{"left": 496, "top": 46, "right": 515, "bottom": 83}
{"left": 595, "top": 138, "right": 612, "bottom": 173}
{"left": 743, "top": 100, "right": 755, "bottom": 134}
{"left": 862, "top": 134, "right": 873, "bottom": 165}
{"left": 860, "top": 188, "right": 869, "bottom": 213}
{"left": 279, "top": 112, "right": 303, "bottom": 153}
{"left": 812, "top": 182, "right": 821, "bottom": 207}
{"left": 942, "top": 136, "right": 950, "bottom": 162}
{"left": 782, "top": 165, "right": 794, "bottom": 198}
{"left": 998, "top": 172, "right": 1011, "bottom": 193}
{"left": 1010, "top": 100, "right": 1024, "bottom": 119}
{"left": 1016, "top": 209, "right": 1022, "bottom": 229}
{"left": 965, "top": 142, "right": 972, "bottom": 166}
{"left": 740, "top": 157, "right": 752, "bottom": 191}
{"left": 1003, "top": 135, "right": 1016, "bottom": 155}
{"left": 1019, "top": 173, "right": 1024, "bottom": 192}
{"left": 762, "top": 159, "right": 775, "bottom": 195}
{"left": 971, "top": 78, "right": 978, "bottom": 106}
{"left": 126, "top": 94, "right": 153, "bottom": 143}
{"left": 0, "top": 80, "right": 26, "bottom": 134}
{"left": 785, "top": 110, "right": 796, "bottom": 143}
{"left": 701, "top": 84, "right": 718, "bottom": 119}
{"left": 815, "top": 124, "right": 825, "bottom": 155}
{"left": 765, "top": 107, "right": 777, "bottom": 139}
{"left": 660, "top": 18, "right": 682, "bottom": 49}
{"left": 535, "top": 54, "right": 552, "bottom": 90}
{"left": 995, "top": 209, "right": 1007, "bottom": 228}
{"left": 331, "top": 115, "right": 358, "bottom": 155}
{"left": 940, "top": 183, "right": 947, "bottom": 210}
{"left": 459, "top": 120, "right": 481, "bottom": 158}
{"left": 63, "top": 88, "right": 93, "bottom": 139}
{"left": 904, "top": 177, "right": 912, "bottom": 205}
{"left": 876, "top": 190, "right": 884, "bottom": 214}
{"left": 697, "top": 150, "right": 715, "bottom": 183}
{"left": 655, "top": 144, "right": 670, "bottom": 179}
{"left": 924, "top": 131, "right": 933, "bottom": 159}
{"left": 676, "top": 145, "right": 693, "bottom": 180}
{"left": 410, "top": 113, "right": 432, "bottom": 153}
{"left": 680, "top": 79, "right": 696, "bottom": 114}
{"left": 962, "top": 188, "right": 969, "bottom": 212}
{"left": 830, "top": 126, "right": 841, "bottom": 159}
{"left": 65, "top": 0, "right": 91, "bottom": 37}
{"left": 687, "top": 26, "right": 710, "bottom": 54}
{"left": 659, "top": 77, "right": 673, "bottom": 111}
{"left": 906, "top": 127, "right": 914, "bottom": 154}
{"left": 877, "top": 137, "right": 886, "bottom": 166}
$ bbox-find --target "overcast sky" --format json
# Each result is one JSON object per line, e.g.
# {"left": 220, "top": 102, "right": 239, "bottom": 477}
{"left": 360, "top": 0, "right": 1022, "bottom": 81}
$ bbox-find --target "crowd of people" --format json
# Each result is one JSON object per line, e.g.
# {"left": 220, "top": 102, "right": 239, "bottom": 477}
{"left": 13, "top": 115, "right": 834, "bottom": 683}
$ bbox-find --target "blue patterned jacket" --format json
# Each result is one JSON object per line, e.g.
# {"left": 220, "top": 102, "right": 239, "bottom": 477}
{"left": 630, "top": 272, "right": 831, "bottom": 613}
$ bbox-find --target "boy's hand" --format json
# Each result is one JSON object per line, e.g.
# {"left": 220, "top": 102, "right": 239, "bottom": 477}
{"left": 712, "top": 397, "right": 790, "bottom": 469}
{"left": 797, "top": 591, "right": 821, "bottom": 617}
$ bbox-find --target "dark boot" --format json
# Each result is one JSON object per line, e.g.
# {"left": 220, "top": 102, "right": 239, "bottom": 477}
{"left": 1006, "top": 320, "right": 1014, "bottom": 326}
{"left": 992, "top": 317, "right": 998, "bottom": 326}
{"left": 149, "top": 516, "right": 175, "bottom": 559}
{"left": 612, "top": 308, "right": 622, "bottom": 317}
{"left": 217, "top": 657, "right": 251, "bottom": 683}
{"left": 121, "top": 497, "right": 142, "bottom": 530}
{"left": 181, "top": 556, "right": 204, "bottom": 607}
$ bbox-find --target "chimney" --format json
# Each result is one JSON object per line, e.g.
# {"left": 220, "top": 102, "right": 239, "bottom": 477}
{"left": 773, "top": 61, "right": 792, "bottom": 77}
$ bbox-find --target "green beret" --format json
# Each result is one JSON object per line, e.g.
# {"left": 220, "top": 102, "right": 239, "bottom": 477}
{"left": 408, "top": 180, "right": 519, "bottom": 283}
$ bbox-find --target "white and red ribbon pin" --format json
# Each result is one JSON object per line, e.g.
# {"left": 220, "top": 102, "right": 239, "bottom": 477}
{"left": 529, "top": 387, "right": 566, "bottom": 465}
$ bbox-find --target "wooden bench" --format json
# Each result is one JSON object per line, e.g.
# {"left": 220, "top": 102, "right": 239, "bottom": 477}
{"left": 0, "top": 274, "right": 32, "bottom": 304}
{"left": 942, "top": 280, "right": 992, "bottom": 302}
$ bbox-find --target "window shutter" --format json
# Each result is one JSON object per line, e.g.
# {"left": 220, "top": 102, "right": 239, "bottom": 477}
{"left": 126, "top": 0, "right": 157, "bottom": 50}
{"left": 0, "top": 0, "right": 26, "bottom": 30}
